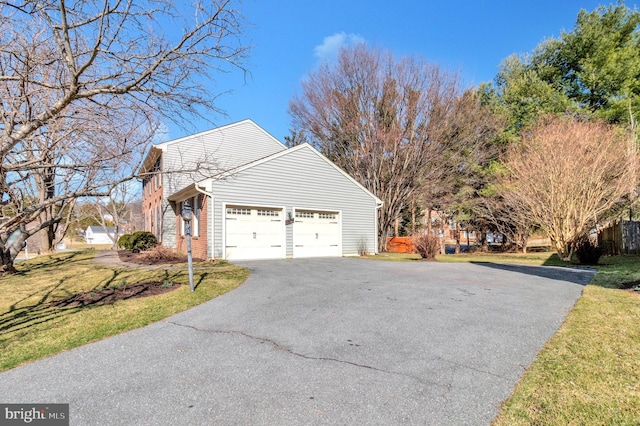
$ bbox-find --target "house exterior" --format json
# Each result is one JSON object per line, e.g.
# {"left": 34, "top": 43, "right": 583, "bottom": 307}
{"left": 85, "top": 226, "right": 119, "bottom": 245}
{"left": 139, "top": 119, "right": 382, "bottom": 260}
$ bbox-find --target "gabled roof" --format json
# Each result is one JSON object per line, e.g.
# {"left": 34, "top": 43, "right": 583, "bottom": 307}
{"left": 139, "top": 119, "right": 286, "bottom": 175}
{"left": 191, "top": 143, "right": 383, "bottom": 205}
{"left": 153, "top": 119, "right": 285, "bottom": 151}
{"left": 86, "top": 226, "right": 117, "bottom": 234}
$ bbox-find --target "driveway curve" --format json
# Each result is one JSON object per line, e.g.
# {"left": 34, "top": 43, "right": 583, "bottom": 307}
{"left": 0, "top": 258, "right": 594, "bottom": 425}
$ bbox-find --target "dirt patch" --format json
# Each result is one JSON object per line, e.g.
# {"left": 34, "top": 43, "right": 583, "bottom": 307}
{"left": 51, "top": 281, "right": 181, "bottom": 308}
{"left": 117, "top": 247, "right": 204, "bottom": 266}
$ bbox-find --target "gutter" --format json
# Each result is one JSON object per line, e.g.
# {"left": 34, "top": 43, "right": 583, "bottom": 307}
{"left": 375, "top": 200, "right": 384, "bottom": 254}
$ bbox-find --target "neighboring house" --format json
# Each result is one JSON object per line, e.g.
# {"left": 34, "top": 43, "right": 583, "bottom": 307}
{"left": 139, "top": 119, "right": 382, "bottom": 260}
{"left": 85, "top": 226, "right": 119, "bottom": 245}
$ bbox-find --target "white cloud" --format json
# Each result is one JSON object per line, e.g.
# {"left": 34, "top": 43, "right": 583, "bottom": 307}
{"left": 314, "top": 32, "right": 365, "bottom": 61}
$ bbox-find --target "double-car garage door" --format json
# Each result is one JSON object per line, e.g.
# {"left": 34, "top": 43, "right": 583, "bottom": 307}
{"left": 225, "top": 205, "right": 340, "bottom": 260}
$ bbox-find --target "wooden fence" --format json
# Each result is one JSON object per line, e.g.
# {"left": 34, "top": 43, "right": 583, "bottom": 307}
{"left": 598, "top": 220, "right": 640, "bottom": 255}
{"left": 386, "top": 237, "right": 416, "bottom": 253}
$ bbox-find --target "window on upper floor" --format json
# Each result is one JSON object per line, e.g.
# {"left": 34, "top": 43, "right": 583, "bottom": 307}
{"left": 152, "top": 158, "right": 162, "bottom": 190}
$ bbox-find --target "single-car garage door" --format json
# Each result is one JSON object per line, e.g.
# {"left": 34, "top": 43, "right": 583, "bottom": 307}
{"left": 293, "top": 210, "right": 341, "bottom": 257}
{"left": 225, "top": 206, "right": 285, "bottom": 260}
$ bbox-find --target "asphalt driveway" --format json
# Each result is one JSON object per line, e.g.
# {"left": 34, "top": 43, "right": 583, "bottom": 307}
{"left": 0, "top": 258, "right": 594, "bottom": 425}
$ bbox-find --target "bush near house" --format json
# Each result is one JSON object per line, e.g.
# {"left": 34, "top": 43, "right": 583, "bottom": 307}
{"left": 118, "top": 234, "right": 134, "bottom": 249}
{"left": 130, "top": 232, "right": 157, "bottom": 251}
{"left": 412, "top": 234, "right": 440, "bottom": 260}
{"left": 118, "top": 232, "right": 157, "bottom": 251}
{"left": 574, "top": 236, "right": 603, "bottom": 265}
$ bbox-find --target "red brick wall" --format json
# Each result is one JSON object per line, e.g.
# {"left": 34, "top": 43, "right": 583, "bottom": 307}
{"left": 142, "top": 169, "right": 164, "bottom": 242}
{"left": 175, "top": 196, "right": 208, "bottom": 260}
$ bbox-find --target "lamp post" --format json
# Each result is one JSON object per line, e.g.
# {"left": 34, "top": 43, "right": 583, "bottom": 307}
{"left": 182, "top": 200, "right": 195, "bottom": 293}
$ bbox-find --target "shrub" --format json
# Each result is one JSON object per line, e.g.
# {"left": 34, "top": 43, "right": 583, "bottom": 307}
{"left": 138, "top": 246, "right": 184, "bottom": 263}
{"left": 358, "top": 236, "right": 368, "bottom": 256}
{"left": 573, "top": 236, "right": 602, "bottom": 265}
{"left": 117, "top": 234, "right": 134, "bottom": 250}
{"left": 412, "top": 234, "right": 440, "bottom": 260}
{"left": 130, "top": 231, "right": 157, "bottom": 251}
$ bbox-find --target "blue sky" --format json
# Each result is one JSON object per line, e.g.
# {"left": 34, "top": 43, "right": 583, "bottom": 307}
{"left": 166, "top": 0, "right": 637, "bottom": 143}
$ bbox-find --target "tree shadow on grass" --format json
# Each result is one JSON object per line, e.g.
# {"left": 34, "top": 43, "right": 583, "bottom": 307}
{"left": 470, "top": 261, "right": 596, "bottom": 285}
{"left": 0, "top": 278, "right": 83, "bottom": 337}
{"left": 0, "top": 268, "right": 183, "bottom": 337}
{"left": 13, "top": 251, "right": 90, "bottom": 275}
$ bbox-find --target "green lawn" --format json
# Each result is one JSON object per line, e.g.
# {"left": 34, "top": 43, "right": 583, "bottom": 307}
{"left": 366, "top": 250, "right": 567, "bottom": 266}
{"left": 0, "top": 250, "right": 249, "bottom": 372}
{"left": 384, "top": 250, "right": 639, "bottom": 425}
{"left": 491, "top": 254, "right": 640, "bottom": 425}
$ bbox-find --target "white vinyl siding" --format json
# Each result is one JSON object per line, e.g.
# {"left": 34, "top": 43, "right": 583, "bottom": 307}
{"left": 209, "top": 145, "right": 378, "bottom": 258}
{"left": 159, "top": 120, "right": 286, "bottom": 248}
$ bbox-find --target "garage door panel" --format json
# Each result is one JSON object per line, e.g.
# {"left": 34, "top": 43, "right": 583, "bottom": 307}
{"left": 225, "top": 206, "right": 284, "bottom": 260}
{"left": 293, "top": 210, "right": 341, "bottom": 257}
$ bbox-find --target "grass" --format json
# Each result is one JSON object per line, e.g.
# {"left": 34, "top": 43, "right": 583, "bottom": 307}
{"left": 384, "top": 250, "right": 639, "bottom": 425}
{"left": 64, "top": 239, "right": 113, "bottom": 251}
{"left": 0, "top": 250, "right": 249, "bottom": 372}
{"left": 491, "top": 254, "right": 640, "bottom": 425}
{"left": 366, "top": 250, "right": 568, "bottom": 266}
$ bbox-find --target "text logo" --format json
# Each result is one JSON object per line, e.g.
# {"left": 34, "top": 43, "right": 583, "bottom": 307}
{"left": 0, "top": 404, "right": 68, "bottom": 425}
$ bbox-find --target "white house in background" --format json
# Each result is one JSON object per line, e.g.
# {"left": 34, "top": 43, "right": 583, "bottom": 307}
{"left": 85, "top": 226, "right": 119, "bottom": 245}
{"left": 139, "top": 119, "right": 383, "bottom": 261}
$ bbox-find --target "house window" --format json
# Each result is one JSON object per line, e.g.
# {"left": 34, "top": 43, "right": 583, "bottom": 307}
{"left": 152, "top": 158, "right": 161, "bottom": 190}
{"left": 156, "top": 204, "right": 162, "bottom": 240}
{"left": 192, "top": 197, "right": 200, "bottom": 237}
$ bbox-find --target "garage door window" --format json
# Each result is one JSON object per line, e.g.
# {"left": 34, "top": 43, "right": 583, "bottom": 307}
{"left": 227, "top": 207, "right": 250, "bottom": 215}
{"left": 319, "top": 213, "right": 336, "bottom": 220}
{"left": 295, "top": 211, "right": 313, "bottom": 219}
{"left": 258, "top": 209, "right": 279, "bottom": 217}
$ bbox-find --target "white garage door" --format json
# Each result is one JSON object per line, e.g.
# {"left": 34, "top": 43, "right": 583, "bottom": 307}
{"left": 293, "top": 210, "right": 341, "bottom": 257}
{"left": 225, "top": 206, "right": 285, "bottom": 260}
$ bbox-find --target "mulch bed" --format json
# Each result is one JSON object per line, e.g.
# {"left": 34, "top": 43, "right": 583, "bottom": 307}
{"left": 51, "top": 281, "right": 181, "bottom": 308}
{"left": 116, "top": 249, "right": 205, "bottom": 266}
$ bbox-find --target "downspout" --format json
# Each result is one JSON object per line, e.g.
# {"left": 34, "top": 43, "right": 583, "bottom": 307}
{"left": 376, "top": 201, "right": 384, "bottom": 254}
{"left": 195, "top": 182, "right": 214, "bottom": 260}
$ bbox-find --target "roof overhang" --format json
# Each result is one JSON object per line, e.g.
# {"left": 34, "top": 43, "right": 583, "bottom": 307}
{"left": 138, "top": 145, "right": 166, "bottom": 176}
{"left": 167, "top": 182, "right": 209, "bottom": 202}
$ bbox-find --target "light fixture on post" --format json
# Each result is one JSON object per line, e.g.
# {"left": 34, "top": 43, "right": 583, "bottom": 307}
{"left": 182, "top": 200, "right": 195, "bottom": 293}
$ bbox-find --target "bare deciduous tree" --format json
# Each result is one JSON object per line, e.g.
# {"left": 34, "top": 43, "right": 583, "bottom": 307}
{"left": 0, "top": 0, "right": 249, "bottom": 273}
{"left": 289, "top": 44, "right": 497, "bottom": 250}
{"left": 502, "top": 116, "right": 637, "bottom": 259}
{"left": 87, "top": 182, "right": 141, "bottom": 250}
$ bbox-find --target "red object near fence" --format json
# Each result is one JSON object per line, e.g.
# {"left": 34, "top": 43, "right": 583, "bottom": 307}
{"left": 386, "top": 237, "right": 416, "bottom": 253}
